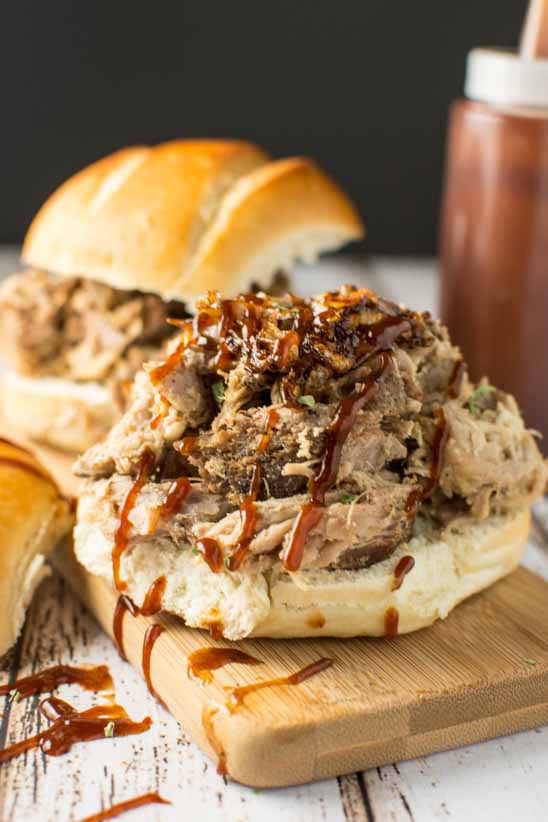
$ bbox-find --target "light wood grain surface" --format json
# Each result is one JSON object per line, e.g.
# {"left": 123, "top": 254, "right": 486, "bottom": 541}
{"left": 0, "top": 249, "right": 547, "bottom": 821}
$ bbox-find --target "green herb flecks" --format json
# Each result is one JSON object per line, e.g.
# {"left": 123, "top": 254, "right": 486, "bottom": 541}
{"left": 8, "top": 689, "right": 20, "bottom": 704}
{"left": 523, "top": 658, "right": 538, "bottom": 666}
{"left": 340, "top": 494, "right": 358, "bottom": 505}
{"left": 298, "top": 395, "right": 316, "bottom": 409}
{"left": 191, "top": 546, "right": 199, "bottom": 556}
{"left": 212, "top": 380, "right": 226, "bottom": 406}
{"left": 467, "top": 385, "right": 494, "bottom": 415}
{"left": 104, "top": 721, "right": 115, "bottom": 738}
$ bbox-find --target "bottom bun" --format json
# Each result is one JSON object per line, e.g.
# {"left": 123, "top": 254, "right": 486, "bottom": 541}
{"left": 74, "top": 488, "right": 530, "bottom": 640}
{"left": 1, "top": 372, "right": 116, "bottom": 452}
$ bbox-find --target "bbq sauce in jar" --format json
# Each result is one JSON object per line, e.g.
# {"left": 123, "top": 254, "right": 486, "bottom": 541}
{"left": 440, "top": 3, "right": 548, "bottom": 452}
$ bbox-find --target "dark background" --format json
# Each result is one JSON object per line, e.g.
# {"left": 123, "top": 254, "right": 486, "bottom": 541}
{"left": 1, "top": 1, "right": 527, "bottom": 254}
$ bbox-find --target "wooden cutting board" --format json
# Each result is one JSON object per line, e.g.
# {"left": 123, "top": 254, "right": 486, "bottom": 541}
{"left": 5, "top": 427, "right": 548, "bottom": 788}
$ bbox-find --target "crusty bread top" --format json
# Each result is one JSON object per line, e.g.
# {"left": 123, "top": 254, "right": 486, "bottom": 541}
{"left": 21, "top": 140, "right": 364, "bottom": 299}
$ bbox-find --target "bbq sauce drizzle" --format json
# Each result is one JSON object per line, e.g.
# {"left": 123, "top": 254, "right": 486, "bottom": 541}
{"left": 77, "top": 792, "right": 170, "bottom": 822}
{"left": 283, "top": 352, "right": 391, "bottom": 572}
{"left": 112, "top": 448, "right": 155, "bottom": 592}
{"left": 405, "top": 407, "right": 450, "bottom": 520}
{"left": 142, "top": 624, "right": 166, "bottom": 704}
{"left": 201, "top": 656, "right": 333, "bottom": 777}
{"left": 392, "top": 555, "right": 415, "bottom": 591}
{"left": 0, "top": 663, "right": 150, "bottom": 764}
{"left": 112, "top": 577, "right": 166, "bottom": 660}
{"left": 224, "top": 657, "right": 334, "bottom": 712}
{"left": 0, "top": 697, "right": 151, "bottom": 764}
{"left": 0, "top": 664, "right": 113, "bottom": 700}
{"left": 187, "top": 647, "right": 262, "bottom": 684}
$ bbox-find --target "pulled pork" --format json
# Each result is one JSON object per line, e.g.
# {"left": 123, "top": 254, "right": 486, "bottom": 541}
{"left": 0, "top": 269, "right": 188, "bottom": 398}
{"left": 75, "top": 285, "right": 547, "bottom": 575}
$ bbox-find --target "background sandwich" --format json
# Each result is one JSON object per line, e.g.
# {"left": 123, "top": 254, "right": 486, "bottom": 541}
{"left": 0, "top": 140, "right": 363, "bottom": 451}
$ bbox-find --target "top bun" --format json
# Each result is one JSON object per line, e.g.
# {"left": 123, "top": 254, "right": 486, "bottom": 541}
{"left": 22, "top": 140, "right": 364, "bottom": 299}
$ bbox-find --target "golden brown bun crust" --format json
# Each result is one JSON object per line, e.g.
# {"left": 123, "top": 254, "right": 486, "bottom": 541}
{"left": 22, "top": 141, "right": 364, "bottom": 299}
{"left": 177, "top": 157, "right": 365, "bottom": 298}
{"left": 1, "top": 372, "right": 116, "bottom": 453}
{"left": 0, "top": 439, "right": 73, "bottom": 657}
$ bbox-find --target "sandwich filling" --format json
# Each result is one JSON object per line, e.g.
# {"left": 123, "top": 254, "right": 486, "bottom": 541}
{"left": 0, "top": 269, "right": 188, "bottom": 407}
{"left": 74, "top": 285, "right": 546, "bottom": 590}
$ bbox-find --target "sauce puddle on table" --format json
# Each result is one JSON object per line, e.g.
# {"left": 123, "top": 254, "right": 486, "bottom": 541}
{"left": 77, "top": 791, "right": 170, "bottom": 822}
{"left": 0, "top": 662, "right": 151, "bottom": 764}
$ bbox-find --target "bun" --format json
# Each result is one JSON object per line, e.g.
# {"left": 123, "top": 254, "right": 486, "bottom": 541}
{"left": 177, "top": 157, "right": 365, "bottom": 298}
{"left": 0, "top": 439, "right": 72, "bottom": 658}
{"left": 74, "top": 490, "right": 529, "bottom": 640}
{"left": 22, "top": 141, "right": 363, "bottom": 298}
{"left": 1, "top": 372, "right": 116, "bottom": 453}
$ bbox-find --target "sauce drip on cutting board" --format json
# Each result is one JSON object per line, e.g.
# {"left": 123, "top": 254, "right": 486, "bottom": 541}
{"left": 224, "top": 657, "right": 334, "bottom": 712}
{"left": 112, "top": 576, "right": 166, "bottom": 660}
{"left": 187, "top": 648, "right": 262, "bottom": 684}
{"left": 142, "top": 624, "right": 166, "bottom": 705}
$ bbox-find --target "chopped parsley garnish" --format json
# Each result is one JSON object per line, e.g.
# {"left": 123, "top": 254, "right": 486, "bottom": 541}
{"left": 467, "top": 385, "right": 494, "bottom": 415}
{"left": 298, "top": 395, "right": 316, "bottom": 409}
{"left": 523, "top": 658, "right": 538, "bottom": 666}
{"left": 8, "top": 689, "right": 20, "bottom": 704}
{"left": 340, "top": 494, "right": 358, "bottom": 505}
{"left": 104, "top": 721, "right": 115, "bottom": 737}
{"left": 191, "top": 546, "right": 199, "bottom": 556}
{"left": 212, "top": 380, "right": 226, "bottom": 406}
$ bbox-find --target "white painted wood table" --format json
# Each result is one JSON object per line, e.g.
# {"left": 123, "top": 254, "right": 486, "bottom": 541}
{"left": 0, "top": 250, "right": 547, "bottom": 822}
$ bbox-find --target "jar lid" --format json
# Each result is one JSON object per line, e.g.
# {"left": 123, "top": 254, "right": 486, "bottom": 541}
{"left": 465, "top": 48, "right": 548, "bottom": 107}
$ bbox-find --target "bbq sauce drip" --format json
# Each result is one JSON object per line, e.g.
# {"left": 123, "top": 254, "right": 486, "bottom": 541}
{"left": 0, "top": 664, "right": 113, "bottom": 700}
{"left": 226, "top": 462, "right": 262, "bottom": 572}
{"left": 112, "top": 448, "right": 155, "bottom": 592}
{"left": 202, "top": 705, "right": 227, "bottom": 777}
{"left": 448, "top": 358, "right": 466, "bottom": 399}
{"left": 112, "top": 577, "right": 166, "bottom": 660}
{"left": 0, "top": 697, "right": 151, "bottom": 764}
{"left": 77, "top": 792, "right": 170, "bottom": 822}
{"left": 148, "top": 320, "right": 194, "bottom": 385}
{"left": 392, "top": 555, "right": 416, "bottom": 592}
{"left": 206, "top": 619, "right": 225, "bottom": 640}
{"left": 257, "top": 408, "right": 280, "bottom": 452}
{"left": 283, "top": 353, "right": 390, "bottom": 572}
{"left": 112, "top": 595, "right": 139, "bottom": 660}
{"left": 140, "top": 576, "right": 167, "bottom": 617}
{"left": 224, "top": 657, "right": 334, "bottom": 713}
{"left": 142, "top": 624, "right": 165, "bottom": 705}
{"left": 196, "top": 538, "right": 224, "bottom": 573}
{"left": 187, "top": 648, "right": 262, "bottom": 684}
{"left": 405, "top": 407, "right": 449, "bottom": 521}
{"left": 384, "top": 607, "right": 399, "bottom": 637}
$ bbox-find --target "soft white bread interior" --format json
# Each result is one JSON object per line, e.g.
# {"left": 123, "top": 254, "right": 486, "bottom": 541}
{"left": 73, "top": 494, "right": 530, "bottom": 640}
{"left": 0, "top": 439, "right": 73, "bottom": 658}
{"left": 21, "top": 141, "right": 364, "bottom": 299}
{"left": 1, "top": 372, "right": 116, "bottom": 453}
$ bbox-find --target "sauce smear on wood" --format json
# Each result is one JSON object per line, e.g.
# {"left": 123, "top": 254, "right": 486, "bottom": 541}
{"left": 224, "top": 657, "right": 334, "bottom": 712}
{"left": 77, "top": 792, "right": 170, "bottom": 822}
{"left": 187, "top": 648, "right": 262, "bottom": 684}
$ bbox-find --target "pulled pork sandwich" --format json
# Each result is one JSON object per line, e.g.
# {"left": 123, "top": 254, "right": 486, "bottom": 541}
{"left": 0, "top": 141, "right": 363, "bottom": 452}
{"left": 73, "top": 286, "right": 546, "bottom": 639}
